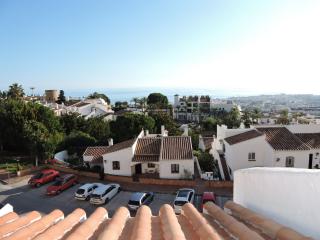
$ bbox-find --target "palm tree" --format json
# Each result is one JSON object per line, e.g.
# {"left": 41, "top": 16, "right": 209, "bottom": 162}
{"left": 132, "top": 97, "right": 139, "bottom": 109}
{"left": 139, "top": 97, "right": 147, "bottom": 112}
{"left": 7, "top": 83, "right": 25, "bottom": 99}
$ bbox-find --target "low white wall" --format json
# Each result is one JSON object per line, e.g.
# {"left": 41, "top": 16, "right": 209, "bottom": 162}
{"left": 234, "top": 167, "right": 320, "bottom": 239}
{"left": 103, "top": 148, "right": 133, "bottom": 176}
{"left": 54, "top": 150, "right": 69, "bottom": 162}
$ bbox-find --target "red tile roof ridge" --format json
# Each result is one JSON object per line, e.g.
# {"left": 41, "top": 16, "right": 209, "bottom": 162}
{"left": 130, "top": 205, "right": 152, "bottom": 240}
{"left": 97, "top": 206, "right": 130, "bottom": 240}
{"left": 66, "top": 207, "right": 108, "bottom": 240}
{"left": 224, "top": 201, "right": 313, "bottom": 240}
{"left": 33, "top": 208, "right": 86, "bottom": 240}
{"left": 0, "top": 211, "right": 41, "bottom": 238}
{"left": 204, "top": 202, "right": 265, "bottom": 240}
{"left": 3, "top": 209, "right": 64, "bottom": 240}
{"left": 181, "top": 203, "right": 222, "bottom": 240}
{"left": 159, "top": 204, "right": 186, "bottom": 240}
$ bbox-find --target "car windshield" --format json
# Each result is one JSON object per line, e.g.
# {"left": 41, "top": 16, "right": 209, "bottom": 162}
{"left": 32, "top": 173, "right": 43, "bottom": 179}
{"left": 91, "top": 194, "right": 101, "bottom": 198}
{"left": 76, "top": 189, "right": 85, "bottom": 194}
{"left": 53, "top": 180, "right": 63, "bottom": 186}
{"left": 177, "top": 190, "right": 190, "bottom": 198}
{"left": 128, "top": 200, "right": 140, "bottom": 206}
{"left": 174, "top": 200, "right": 188, "bottom": 206}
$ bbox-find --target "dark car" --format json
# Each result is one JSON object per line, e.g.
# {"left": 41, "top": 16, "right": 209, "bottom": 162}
{"left": 28, "top": 169, "right": 60, "bottom": 187}
{"left": 127, "top": 192, "right": 154, "bottom": 211}
{"left": 46, "top": 174, "right": 78, "bottom": 195}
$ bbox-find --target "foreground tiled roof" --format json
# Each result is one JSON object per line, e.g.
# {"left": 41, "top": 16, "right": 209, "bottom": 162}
{"left": 257, "top": 127, "right": 309, "bottom": 151}
{"left": 0, "top": 202, "right": 311, "bottom": 240}
{"left": 133, "top": 136, "right": 193, "bottom": 162}
{"left": 295, "top": 133, "right": 320, "bottom": 149}
{"left": 224, "top": 130, "right": 263, "bottom": 145}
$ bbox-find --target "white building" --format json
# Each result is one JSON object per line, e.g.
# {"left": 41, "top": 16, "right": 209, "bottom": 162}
{"left": 173, "top": 95, "right": 240, "bottom": 122}
{"left": 212, "top": 124, "right": 320, "bottom": 180}
{"left": 233, "top": 167, "right": 320, "bottom": 238}
{"left": 83, "top": 129, "right": 195, "bottom": 179}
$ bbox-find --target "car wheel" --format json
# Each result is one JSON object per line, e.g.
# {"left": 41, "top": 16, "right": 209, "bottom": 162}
{"left": 36, "top": 183, "right": 41, "bottom": 188}
{"left": 117, "top": 188, "right": 121, "bottom": 193}
{"left": 85, "top": 195, "right": 90, "bottom": 201}
{"left": 56, "top": 190, "right": 61, "bottom": 195}
{"left": 105, "top": 198, "right": 109, "bottom": 204}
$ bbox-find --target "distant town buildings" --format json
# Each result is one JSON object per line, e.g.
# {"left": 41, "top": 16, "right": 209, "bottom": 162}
{"left": 173, "top": 94, "right": 240, "bottom": 122}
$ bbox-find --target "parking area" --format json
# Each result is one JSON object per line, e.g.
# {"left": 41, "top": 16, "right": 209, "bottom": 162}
{"left": 0, "top": 177, "right": 231, "bottom": 217}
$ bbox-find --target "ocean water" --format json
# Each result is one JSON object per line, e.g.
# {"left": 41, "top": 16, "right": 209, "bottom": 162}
{"left": 63, "top": 88, "right": 251, "bottom": 104}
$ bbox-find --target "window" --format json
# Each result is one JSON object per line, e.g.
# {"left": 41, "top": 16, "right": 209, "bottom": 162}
{"left": 248, "top": 152, "right": 256, "bottom": 161}
{"left": 286, "top": 157, "right": 294, "bottom": 167}
{"left": 171, "top": 164, "right": 179, "bottom": 173}
{"left": 148, "top": 163, "right": 155, "bottom": 168}
{"left": 112, "top": 161, "right": 120, "bottom": 170}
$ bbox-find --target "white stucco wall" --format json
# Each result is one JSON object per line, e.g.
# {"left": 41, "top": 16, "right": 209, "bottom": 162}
{"left": 234, "top": 168, "right": 320, "bottom": 238}
{"left": 159, "top": 160, "right": 194, "bottom": 179}
{"left": 271, "top": 150, "right": 310, "bottom": 168}
{"left": 103, "top": 148, "right": 133, "bottom": 176}
{"left": 141, "top": 162, "right": 159, "bottom": 173}
{"left": 224, "top": 136, "right": 267, "bottom": 174}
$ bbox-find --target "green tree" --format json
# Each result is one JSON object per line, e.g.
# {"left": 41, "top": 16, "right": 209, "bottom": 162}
{"left": 56, "top": 90, "right": 66, "bottom": 104}
{"left": 88, "top": 92, "right": 110, "bottom": 104}
{"left": 277, "top": 109, "right": 290, "bottom": 125}
{"left": 224, "top": 107, "right": 241, "bottom": 128}
{"left": 241, "top": 110, "right": 252, "bottom": 128}
{"left": 59, "top": 112, "right": 86, "bottom": 135}
{"left": 132, "top": 97, "right": 139, "bottom": 108}
{"left": 147, "top": 93, "right": 168, "bottom": 108}
{"left": 0, "top": 90, "right": 7, "bottom": 99}
{"left": 251, "top": 108, "right": 262, "bottom": 124}
{"left": 110, "top": 113, "right": 155, "bottom": 142}
{"left": 7, "top": 83, "right": 25, "bottom": 99}
{"left": 201, "top": 117, "right": 217, "bottom": 132}
{"left": 113, "top": 101, "right": 128, "bottom": 111}
{"left": 82, "top": 117, "right": 111, "bottom": 144}
{"left": 194, "top": 150, "right": 218, "bottom": 174}
{"left": 58, "top": 131, "right": 97, "bottom": 156}
{"left": 149, "top": 112, "right": 181, "bottom": 136}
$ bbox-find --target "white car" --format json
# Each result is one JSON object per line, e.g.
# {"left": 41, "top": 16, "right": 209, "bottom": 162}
{"left": 173, "top": 188, "right": 195, "bottom": 214}
{"left": 90, "top": 183, "right": 121, "bottom": 205}
{"left": 74, "top": 183, "right": 102, "bottom": 201}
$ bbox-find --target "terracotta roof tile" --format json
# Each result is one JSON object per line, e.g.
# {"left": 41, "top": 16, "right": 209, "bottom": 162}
{"left": 201, "top": 137, "right": 214, "bottom": 150}
{"left": 0, "top": 212, "right": 18, "bottom": 226}
{"left": 4, "top": 209, "right": 64, "bottom": 240}
{"left": 97, "top": 207, "right": 129, "bottom": 240}
{"left": 224, "top": 130, "right": 263, "bottom": 145}
{"left": 0, "top": 211, "right": 41, "bottom": 238}
{"left": 256, "top": 127, "right": 309, "bottom": 150}
{"left": 83, "top": 146, "right": 109, "bottom": 157}
{"left": 34, "top": 208, "right": 86, "bottom": 240}
{"left": 295, "top": 133, "right": 320, "bottom": 149}
{"left": 2, "top": 202, "right": 311, "bottom": 240}
{"left": 104, "top": 139, "right": 136, "bottom": 154}
{"left": 66, "top": 207, "right": 107, "bottom": 240}
{"left": 132, "top": 138, "right": 161, "bottom": 162}
{"left": 161, "top": 137, "right": 193, "bottom": 160}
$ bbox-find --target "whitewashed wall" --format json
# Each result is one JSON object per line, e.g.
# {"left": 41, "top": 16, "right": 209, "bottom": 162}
{"left": 103, "top": 148, "right": 133, "bottom": 176}
{"left": 224, "top": 136, "right": 267, "bottom": 174}
{"left": 234, "top": 168, "right": 320, "bottom": 239}
{"left": 159, "top": 160, "right": 194, "bottom": 179}
{"left": 272, "top": 150, "right": 310, "bottom": 168}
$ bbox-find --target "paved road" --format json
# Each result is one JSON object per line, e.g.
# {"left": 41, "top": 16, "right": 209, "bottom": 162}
{"left": 0, "top": 178, "right": 227, "bottom": 217}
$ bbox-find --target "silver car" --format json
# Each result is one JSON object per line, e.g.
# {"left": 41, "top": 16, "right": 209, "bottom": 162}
{"left": 127, "top": 192, "right": 154, "bottom": 211}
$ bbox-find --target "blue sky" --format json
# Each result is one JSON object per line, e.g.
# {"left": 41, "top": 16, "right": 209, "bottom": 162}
{"left": 1, "top": 0, "right": 320, "bottom": 95}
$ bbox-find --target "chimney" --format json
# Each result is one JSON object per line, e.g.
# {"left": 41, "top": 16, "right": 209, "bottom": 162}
{"left": 145, "top": 130, "right": 149, "bottom": 136}
{"left": 161, "top": 125, "right": 165, "bottom": 135}
{"left": 183, "top": 126, "right": 189, "bottom": 136}
{"left": 108, "top": 138, "right": 113, "bottom": 146}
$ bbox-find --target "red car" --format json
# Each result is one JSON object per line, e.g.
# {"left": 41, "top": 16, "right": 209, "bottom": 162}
{"left": 201, "top": 192, "right": 216, "bottom": 211}
{"left": 46, "top": 174, "right": 78, "bottom": 195}
{"left": 28, "top": 169, "right": 60, "bottom": 187}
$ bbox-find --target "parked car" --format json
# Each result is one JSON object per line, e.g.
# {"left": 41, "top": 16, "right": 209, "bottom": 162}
{"left": 46, "top": 174, "right": 78, "bottom": 195}
{"left": 75, "top": 183, "right": 102, "bottom": 201}
{"left": 201, "top": 192, "right": 216, "bottom": 211}
{"left": 90, "top": 183, "right": 120, "bottom": 205}
{"left": 173, "top": 188, "right": 195, "bottom": 214}
{"left": 127, "top": 192, "right": 154, "bottom": 211}
{"left": 28, "top": 169, "right": 60, "bottom": 187}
